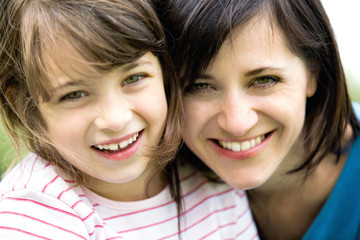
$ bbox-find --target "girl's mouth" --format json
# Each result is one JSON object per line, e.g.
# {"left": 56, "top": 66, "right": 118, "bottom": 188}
{"left": 92, "top": 131, "right": 141, "bottom": 153}
{"left": 216, "top": 132, "right": 272, "bottom": 152}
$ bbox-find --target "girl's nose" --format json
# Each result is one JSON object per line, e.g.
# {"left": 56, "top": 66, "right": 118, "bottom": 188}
{"left": 94, "top": 95, "right": 132, "bottom": 132}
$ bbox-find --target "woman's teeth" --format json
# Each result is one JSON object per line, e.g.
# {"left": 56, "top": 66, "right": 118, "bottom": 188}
{"left": 218, "top": 135, "right": 265, "bottom": 152}
{"left": 95, "top": 133, "right": 139, "bottom": 151}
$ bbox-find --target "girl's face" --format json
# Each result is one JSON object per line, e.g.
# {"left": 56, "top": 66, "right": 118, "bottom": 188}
{"left": 182, "top": 17, "right": 317, "bottom": 190}
{"left": 38, "top": 52, "right": 168, "bottom": 197}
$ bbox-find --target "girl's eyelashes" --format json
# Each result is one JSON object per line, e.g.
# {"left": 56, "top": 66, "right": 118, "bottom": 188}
{"left": 56, "top": 73, "right": 149, "bottom": 102}
{"left": 59, "top": 91, "right": 87, "bottom": 102}
{"left": 122, "top": 73, "right": 147, "bottom": 86}
{"left": 251, "top": 75, "right": 280, "bottom": 88}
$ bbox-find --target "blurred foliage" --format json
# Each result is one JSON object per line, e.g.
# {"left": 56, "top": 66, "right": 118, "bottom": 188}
{"left": 346, "top": 70, "right": 360, "bottom": 103}
{"left": 0, "top": 126, "right": 15, "bottom": 178}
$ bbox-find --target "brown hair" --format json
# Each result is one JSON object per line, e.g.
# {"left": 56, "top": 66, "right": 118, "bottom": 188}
{"left": 0, "top": 0, "right": 183, "bottom": 192}
{"left": 155, "top": 0, "right": 360, "bottom": 174}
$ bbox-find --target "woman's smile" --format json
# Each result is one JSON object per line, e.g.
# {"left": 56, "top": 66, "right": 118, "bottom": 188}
{"left": 210, "top": 131, "right": 275, "bottom": 160}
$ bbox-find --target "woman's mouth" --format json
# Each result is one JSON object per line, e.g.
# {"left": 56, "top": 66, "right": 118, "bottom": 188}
{"left": 217, "top": 132, "right": 272, "bottom": 152}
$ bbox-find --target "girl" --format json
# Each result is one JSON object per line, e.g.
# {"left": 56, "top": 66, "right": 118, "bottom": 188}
{"left": 155, "top": 0, "right": 360, "bottom": 239}
{"left": 0, "top": 0, "right": 258, "bottom": 239}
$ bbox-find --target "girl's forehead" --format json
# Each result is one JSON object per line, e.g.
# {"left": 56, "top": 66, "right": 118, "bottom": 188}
{"left": 41, "top": 39, "right": 105, "bottom": 84}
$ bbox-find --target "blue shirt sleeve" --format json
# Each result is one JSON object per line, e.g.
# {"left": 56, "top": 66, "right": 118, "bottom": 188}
{"left": 353, "top": 101, "right": 360, "bottom": 120}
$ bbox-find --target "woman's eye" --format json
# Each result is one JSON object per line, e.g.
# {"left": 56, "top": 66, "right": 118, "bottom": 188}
{"left": 123, "top": 74, "right": 146, "bottom": 86}
{"left": 186, "top": 82, "right": 213, "bottom": 94}
{"left": 194, "top": 83, "right": 210, "bottom": 90}
{"left": 253, "top": 76, "right": 279, "bottom": 87}
{"left": 60, "top": 91, "right": 86, "bottom": 101}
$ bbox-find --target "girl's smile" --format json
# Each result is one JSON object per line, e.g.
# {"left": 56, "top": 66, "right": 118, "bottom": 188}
{"left": 92, "top": 130, "right": 143, "bottom": 161}
{"left": 38, "top": 52, "right": 168, "bottom": 197}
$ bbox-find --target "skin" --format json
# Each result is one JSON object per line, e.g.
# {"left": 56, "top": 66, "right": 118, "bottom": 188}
{"left": 38, "top": 52, "right": 168, "bottom": 201}
{"left": 182, "top": 15, "right": 349, "bottom": 239}
{"left": 183, "top": 16, "right": 317, "bottom": 190}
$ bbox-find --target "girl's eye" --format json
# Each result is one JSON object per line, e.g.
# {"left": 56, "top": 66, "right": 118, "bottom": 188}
{"left": 123, "top": 74, "right": 146, "bottom": 86}
{"left": 253, "top": 76, "right": 279, "bottom": 87}
{"left": 60, "top": 91, "right": 86, "bottom": 101}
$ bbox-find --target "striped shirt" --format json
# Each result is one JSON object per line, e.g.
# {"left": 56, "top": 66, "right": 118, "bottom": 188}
{"left": 0, "top": 153, "right": 258, "bottom": 239}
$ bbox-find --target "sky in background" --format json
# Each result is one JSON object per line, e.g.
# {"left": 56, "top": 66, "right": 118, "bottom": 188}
{"left": 322, "top": 0, "right": 360, "bottom": 86}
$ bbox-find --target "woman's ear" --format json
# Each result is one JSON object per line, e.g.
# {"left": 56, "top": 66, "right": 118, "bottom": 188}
{"left": 307, "top": 71, "right": 318, "bottom": 97}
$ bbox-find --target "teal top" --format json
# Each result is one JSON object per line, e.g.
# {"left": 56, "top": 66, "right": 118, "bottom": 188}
{"left": 303, "top": 102, "right": 360, "bottom": 240}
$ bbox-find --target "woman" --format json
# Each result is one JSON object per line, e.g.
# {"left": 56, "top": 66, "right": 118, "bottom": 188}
{"left": 155, "top": 0, "right": 360, "bottom": 239}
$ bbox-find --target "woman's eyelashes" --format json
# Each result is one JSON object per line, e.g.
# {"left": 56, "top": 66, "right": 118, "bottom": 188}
{"left": 185, "top": 75, "right": 280, "bottom": 95}
{"left": 185, "top": 81, "right": 215, "bottom": 95}
{"left": 251, "top": 75, "right": 280, "bottom": 88}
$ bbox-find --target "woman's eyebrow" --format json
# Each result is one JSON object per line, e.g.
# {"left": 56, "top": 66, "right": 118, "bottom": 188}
{"left": 197, "top": 74, "right": 213, "bottom": 80}
{"left": 197, "top": 67, "right": 284, "bottom": 80}
{"left": 244, "top": 67, "right": 283, "bottom": 77}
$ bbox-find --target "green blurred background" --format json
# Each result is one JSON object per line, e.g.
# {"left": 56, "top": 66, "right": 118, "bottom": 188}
{"left": 0, "top": 125, "right": 15, "bottom": 176}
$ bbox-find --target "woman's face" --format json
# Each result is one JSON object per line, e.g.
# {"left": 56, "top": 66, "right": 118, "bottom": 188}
{"left": 182, "top": 17, "right": 317, "bottom": 190}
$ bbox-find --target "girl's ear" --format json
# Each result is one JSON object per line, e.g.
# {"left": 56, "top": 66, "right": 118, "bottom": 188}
{"left": 307, "top": 71, "right": 318, "bottom": 97}
{"left": 4, "top": 85, "right": 16, "bottom": 104}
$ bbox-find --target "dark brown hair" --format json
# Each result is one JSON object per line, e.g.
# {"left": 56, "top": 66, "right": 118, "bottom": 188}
{"left": 155, "top": 0, "right": 360, "bottom": 173}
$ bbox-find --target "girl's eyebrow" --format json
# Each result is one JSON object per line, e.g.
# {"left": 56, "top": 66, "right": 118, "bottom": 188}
{"left": 51, "top": 60, "right": 153, "bottom": 92}
{"left": 121, "top": 60, "right": 152, "bottom": 72}
{"left": 51, "top": 80, "right": 90, "bottom": 93}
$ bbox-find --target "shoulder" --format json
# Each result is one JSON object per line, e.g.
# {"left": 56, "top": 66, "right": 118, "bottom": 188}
{"left": 1, "top": 153, "right": 74, "bottom": 196}
{"left": 176, "top": 162, "right": 258, "bottom": 239}
{"left": 0, "top": 188, "right": 91, "bottom": 239}
{"left": 0, "top": 153, "right": 99, "bottom": 239}
{"left": 178, "top": 162, "right": 248, "bottom": 202}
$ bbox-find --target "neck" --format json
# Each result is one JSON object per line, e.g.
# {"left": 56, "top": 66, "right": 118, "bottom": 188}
{"left": 250, "top": 139, "right": 307, "bottom": 197}
{"left": 86, "top": 167, "right": 167, "bottom": 202}
{"left": 247, "top": 137, "right": 349, "bottom": 240}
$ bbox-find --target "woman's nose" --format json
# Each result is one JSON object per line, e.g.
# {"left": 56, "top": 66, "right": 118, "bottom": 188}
{"left": 217, "top": 92, "right": 258, "bottom": 136}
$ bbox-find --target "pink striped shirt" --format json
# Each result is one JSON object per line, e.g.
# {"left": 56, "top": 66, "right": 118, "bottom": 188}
{"left": 0, "top": 153, "right": 258, "bottom": 239}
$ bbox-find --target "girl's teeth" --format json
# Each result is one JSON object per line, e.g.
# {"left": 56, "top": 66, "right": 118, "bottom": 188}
{"left": 96, "top": 133, "right": 139, "bottom": 151}
{"left": 108, "top": 143, "right": 118, "bottom": 151}
{"left": 219, "top": 134, "right": 266, "bottom": 152}
{"left": 119, "top": 140, "right": 128, "bottom": 148}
